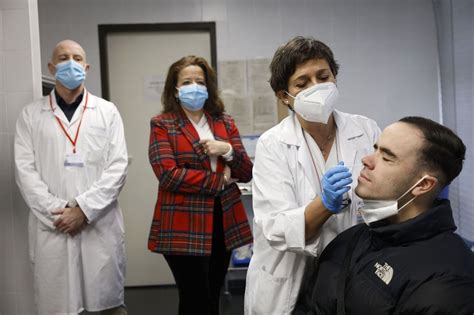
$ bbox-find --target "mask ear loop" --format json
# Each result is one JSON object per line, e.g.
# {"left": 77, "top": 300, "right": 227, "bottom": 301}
{"left": 283, "top": 91, "right": 295, "bottom": 112}
{"left": 285, "top": 91, "right": 297, "bottom": 100}
{"left": 396, "top": 175, "right": 429, "bottom": 210}
{"left": 397, "top": 195, "right": 417, "bottom": 212}
{"left": 175, "top": 86, "right": 181, "bottom": 100}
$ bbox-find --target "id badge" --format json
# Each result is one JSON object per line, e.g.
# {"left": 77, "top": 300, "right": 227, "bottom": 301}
{"left": 64, "top": 153, "right": 85, "bottom": 168}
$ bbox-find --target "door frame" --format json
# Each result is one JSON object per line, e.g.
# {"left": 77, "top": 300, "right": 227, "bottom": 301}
{"left": 98, "top": 22, "right": 217, "bottom": 100}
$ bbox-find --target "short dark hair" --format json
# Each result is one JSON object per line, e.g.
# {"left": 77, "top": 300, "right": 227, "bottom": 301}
{"left": 399, "top": 116, "right": 466, "bottom": 186}
{"left": 269, "top": 36, "right": 340, "bottom": 93}
{"left": 161, "top": 55, "right": 225, "bottom": 116}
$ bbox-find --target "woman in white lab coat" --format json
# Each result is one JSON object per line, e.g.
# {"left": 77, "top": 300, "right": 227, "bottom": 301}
{"left": 14, "top": 40, "right": 128, "bottom": 315}
{"left": 244, "top": 36, "right": 381, "bottom": 314}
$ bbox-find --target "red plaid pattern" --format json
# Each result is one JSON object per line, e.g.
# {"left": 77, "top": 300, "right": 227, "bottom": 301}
{"left": 148, "top": 109, "right": 253, "bottom": 255}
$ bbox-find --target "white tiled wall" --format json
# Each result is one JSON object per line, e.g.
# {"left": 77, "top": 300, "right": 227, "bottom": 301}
{"left": 37, "top": 0, "right": 440, "bottom": 128}
{"left": 4, "top": 51, "right": 34, "bottom": 93}
{"left": 0, "top": 94, "right": 6, "bottom": 133}
{"left": 0, "top": 0, "right": 40, "bottom": 314}
{"left": 3, "top": 9, "right": 30, "bottom": 50}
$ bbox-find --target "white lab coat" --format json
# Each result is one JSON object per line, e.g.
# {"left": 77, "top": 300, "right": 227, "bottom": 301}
{"left": 14, "top": 90, "right": 128, "bottom": 315}
{"left": 244, "top": 110, "right": 380, "bottom": 314}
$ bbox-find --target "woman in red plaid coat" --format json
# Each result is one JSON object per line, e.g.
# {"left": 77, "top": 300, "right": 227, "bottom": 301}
{"left": 148, "top": 56, "right": 253, "bottom": 315}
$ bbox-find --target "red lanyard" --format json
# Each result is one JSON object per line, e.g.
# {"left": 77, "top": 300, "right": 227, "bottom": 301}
{"left": 49, "top": 92, "right": 89, "bottom": 153}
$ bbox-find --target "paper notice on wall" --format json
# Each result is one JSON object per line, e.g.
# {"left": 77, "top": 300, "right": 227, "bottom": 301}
{"left": 218, "top": 60, "right": 247, "bottom": 94}
{"left": 218, "top": 58, "right": 277, "bottom": 136}
{"left": 144, "top": 75, "right": 165, "bottom": 103}
{"left": 247, "top": 59, "right": 272, "bottom": 95}
{"left": 252, "top": 93, "right": 278, "bottom": 134}
{"left": 221, "top": 90, "right": 253, "bottom": 135}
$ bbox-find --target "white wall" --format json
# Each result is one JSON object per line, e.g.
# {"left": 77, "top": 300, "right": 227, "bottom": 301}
{"left": 0, "top": 0, "right": 41, "bottom": 313}
{"left": 449, "top": 0, "right": 473, "bottom": 243}
{"left": 38, "top": 0, "right": 440, "bottom": 128}
{"left": 434, "top": 0, "right": 474, "bottom": 243}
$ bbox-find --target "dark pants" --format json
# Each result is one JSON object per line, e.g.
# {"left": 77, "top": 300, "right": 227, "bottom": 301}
{"left": 164, "top": 198, "right": 231, "bottom": 315}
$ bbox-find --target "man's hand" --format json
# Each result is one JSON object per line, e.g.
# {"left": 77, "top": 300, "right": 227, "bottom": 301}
{"left": 199, "top": 139, "right": 232, "bottom": 157}
{"left": 52, "top": 207, "right": 87, "bottom": 236}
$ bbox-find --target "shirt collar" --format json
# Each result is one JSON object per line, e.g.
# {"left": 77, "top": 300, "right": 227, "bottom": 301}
{"left": 278, "top": 110, "right": 363, "bottom": 146}
{"left": 55, "top": 89, "right": 83, "bottom": 108}
{"left": 188, "top": 112, "right": 208, "bottom": 129}
{"left": 42, "top": 88, "right": 95, "bottom": 110}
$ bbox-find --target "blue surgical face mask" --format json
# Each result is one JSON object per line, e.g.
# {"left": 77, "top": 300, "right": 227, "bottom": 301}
{"left": 55, "top": 60, "right": 86, "bottom": 90}
{"left": 177, "top": 83, "right": 208, "bottom": 111}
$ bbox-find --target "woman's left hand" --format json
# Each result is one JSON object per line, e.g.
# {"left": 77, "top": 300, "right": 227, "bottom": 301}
{"left": 199, "top": 139, "right": 232, "bottom": 157}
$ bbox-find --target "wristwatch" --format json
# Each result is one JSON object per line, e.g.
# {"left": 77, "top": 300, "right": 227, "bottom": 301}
{"left": 67, "top": 199, "right": 78, "bottom": 208}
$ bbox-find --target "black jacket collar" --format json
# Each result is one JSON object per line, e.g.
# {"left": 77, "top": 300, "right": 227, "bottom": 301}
{"left": 370, "top": 199, "right": 456, "bottom": 245}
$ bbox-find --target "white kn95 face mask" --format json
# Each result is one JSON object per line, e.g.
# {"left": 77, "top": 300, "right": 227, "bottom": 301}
{"left": 286, "top": 82, "right": 338, "bottom": 124}
{"left": 357, "top": 175, "right": 429, "bottom": 225}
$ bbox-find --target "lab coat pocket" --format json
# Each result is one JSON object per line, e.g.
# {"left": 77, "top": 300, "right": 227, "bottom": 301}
{"left": 253, "top": 265, "right": 292, "bottom": 314}
{"left": 37, "top": 219, "right": 54, "bottom": 232}
{"left": 84, "top": 128, "right": 108, "bottom": 164}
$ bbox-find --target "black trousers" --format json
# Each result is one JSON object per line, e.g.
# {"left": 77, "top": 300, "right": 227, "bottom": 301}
{"left": 164, "top": 198, "right": 231, "bottom": 315}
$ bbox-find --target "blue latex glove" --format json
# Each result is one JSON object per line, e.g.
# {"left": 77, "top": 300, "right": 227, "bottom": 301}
{"left": 321, "top": 162, "right": 353, "bottom": 213}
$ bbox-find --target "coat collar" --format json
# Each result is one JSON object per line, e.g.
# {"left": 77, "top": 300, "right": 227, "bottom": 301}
{"left": 42, "top": 89, "right": 95, "bottom": 125}
{"left": 277, "top": 110, "right": 365, "bottom": 147}
{"left": 370, "top": 199, "right": 457, "bottom": 245}
{"left": 176, "top": 107, "right": 226, "bottom": 173}
{"left": 279, "top": 110, "right": 365, "bottom": 193}
{"left": 42, "top": 88, "right": 94, "bottom": 109}
{"left": 278, "top": 110, "right": 365, "bottom": 167}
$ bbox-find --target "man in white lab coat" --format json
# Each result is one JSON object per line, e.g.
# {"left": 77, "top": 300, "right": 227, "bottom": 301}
{"left": 14, "top": 40, "right": 128, "bottom": 315}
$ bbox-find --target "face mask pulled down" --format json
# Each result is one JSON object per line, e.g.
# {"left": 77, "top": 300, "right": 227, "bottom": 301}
{"left": 55, "top": 60, "right": 86, "bottom": 90}
{"left": 286, "top": 82, "right": 338, "bottom": 123}
{"left": 358, "top": 175, "right": 429, "bottom": 225}
{"left": 178, "top": 83, "right": 208, "bottom": 111}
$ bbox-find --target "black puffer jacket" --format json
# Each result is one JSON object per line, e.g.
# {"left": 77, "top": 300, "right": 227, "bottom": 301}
{"left": 295, "top": 200, "right": 474, "bottom": 315}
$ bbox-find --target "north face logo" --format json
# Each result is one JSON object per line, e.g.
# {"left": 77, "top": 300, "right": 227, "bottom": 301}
{"left": 374, "top": 262, "right": 393, "bottom": 285}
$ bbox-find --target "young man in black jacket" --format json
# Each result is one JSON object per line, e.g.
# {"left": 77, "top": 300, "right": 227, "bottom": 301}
{"left": 295, "top": 116, "right": 474, "bottom": 315}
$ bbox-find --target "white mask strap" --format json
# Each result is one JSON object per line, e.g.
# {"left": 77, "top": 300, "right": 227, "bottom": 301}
{"left": 285, "top": 91, "right": 295, "bottom": 99}
{"left": 398, "top": 195, "right": 417, "bottom": 212}
{"left": 397, "top": 175, "right": 429, "bottom": 201}
{"left": 396, "top": 174, "right": 429, "bottom": 210}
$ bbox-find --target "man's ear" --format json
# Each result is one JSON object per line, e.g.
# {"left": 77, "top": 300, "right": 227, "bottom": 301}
{"left": 48, "top": 62, "right": 56, "bottom": 76}
{"left": 412, "top": 175, "right": 438, "bottom": 196}
{"left": 84, "top": 63, "right": 90, "bottom": 73}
